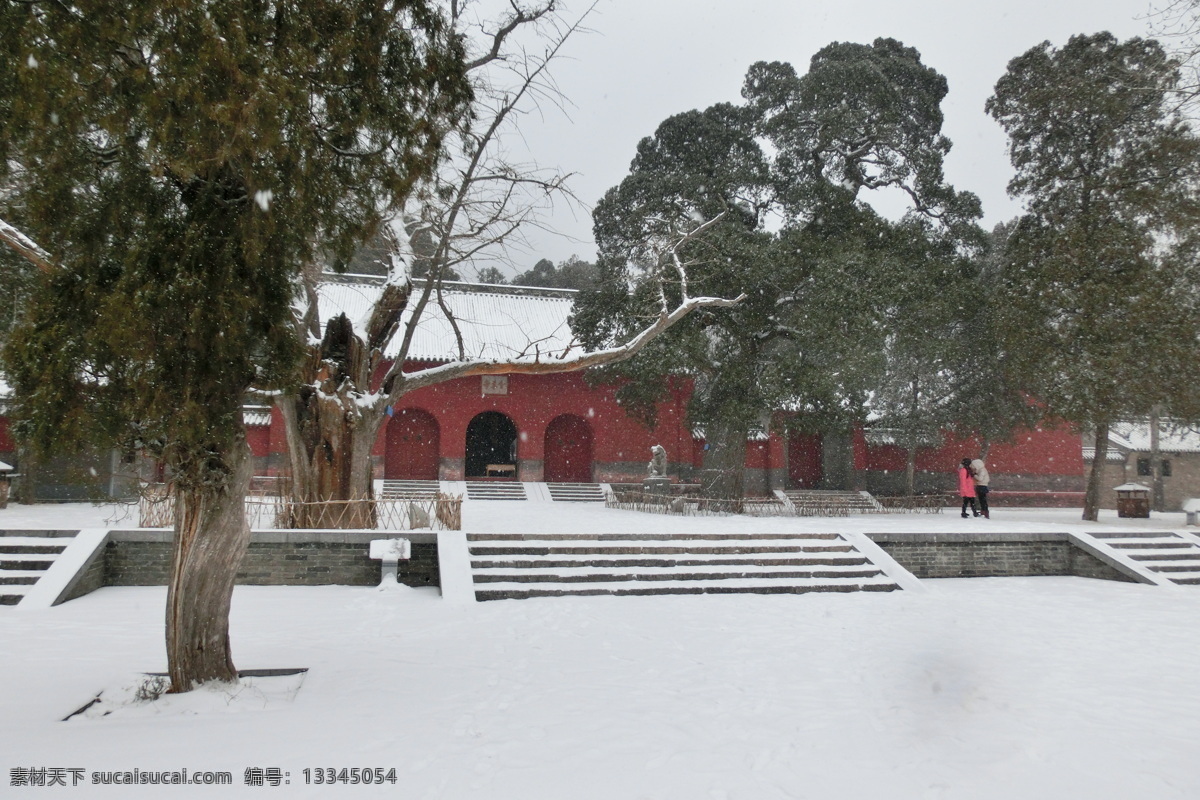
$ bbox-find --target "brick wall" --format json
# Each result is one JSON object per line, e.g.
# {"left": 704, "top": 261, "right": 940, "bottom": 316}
{"left": 61, "top": 545, "right": 107, "bottom": 602}
{"left": 102, "top": 530, "right": 440, "bottom": 589}
{"left": 867, "top": 532, "right": 1138, "bottom": 582}
{"left": 1095, "top": 452, "right": 1200, "bottom": 512}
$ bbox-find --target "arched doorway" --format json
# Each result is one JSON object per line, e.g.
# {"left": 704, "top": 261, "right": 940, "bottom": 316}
{"left": 465, "top": 411, "right": 518, "bottom": 478}
{"left": 385, "top": 409, "right": 440, "bottom": 480}
{"left": 544, "top": 414, "right": 593, "bottom": 483}
{"left": 788, "top": 431, "right": 823, "bottom": 488}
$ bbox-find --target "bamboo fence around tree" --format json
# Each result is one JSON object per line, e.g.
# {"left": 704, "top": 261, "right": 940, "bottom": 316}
{"left": 138, "top": 483, "right": 462, "bottom": 530}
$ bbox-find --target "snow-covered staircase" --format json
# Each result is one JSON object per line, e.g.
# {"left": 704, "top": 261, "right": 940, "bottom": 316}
{"left": 0, "top": 532, "right": 77, "bottom": 606}
{"left": 465, "top": 481, "right": 527, "bottom": 501}
{"left": 467, "top": 532, "right": 903, "bottom": 600}
{"left": 783, "top": 490, "right": 884, "bottom": 516}
{"left": 546, "top": 482, "right": 606, "bottom": 502}
{"left": 1083, "top": 531, "right": 1200, "bottom": 585}
{"left": 380, "top": 480, "right": 441, "bottom": 500}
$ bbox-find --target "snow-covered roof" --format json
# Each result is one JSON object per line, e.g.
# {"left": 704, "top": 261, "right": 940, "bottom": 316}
{"left": 1107, "top": 421, "right": 1200, "bottom": 454}
{"left": 243, "top": 407, "right": 273, "bottom": 427}
{"left": 317, "top": 279, "right": 578, "bottom": 363}
{"left": 1082, "top": 447, "right": 1127, "bottom": 463}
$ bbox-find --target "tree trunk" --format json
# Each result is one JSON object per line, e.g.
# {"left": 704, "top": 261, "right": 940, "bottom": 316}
{"left": 166, "top": 435, "right": 253, "bottom": 692}
{"left": 1082, "top": 419, "right": 1109, "bottom": 522}
{"left": 700, "top": 421, "right": 747, "bottom": 509}
{"left": 279, "top": 292, "right": 408, "bottom": 528}
{"left": 1149, "top": 407, "right": 1164, "bottom": 513}
{"left": 279, "top": 387, "right": 384, "bottom": 529}
{"left": 904, "top": 443, "right": 917, "bottom": 495}
{"left": 905, "top": 378, "right": 919, "bottom": 495}
{"left": 15, "top": 443, "right": 36, "bottom": 505}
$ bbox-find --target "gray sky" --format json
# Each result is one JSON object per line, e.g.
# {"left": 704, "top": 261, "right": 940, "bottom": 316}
{"left": 497, "top": 0, "right": 1161, "bottom": 273}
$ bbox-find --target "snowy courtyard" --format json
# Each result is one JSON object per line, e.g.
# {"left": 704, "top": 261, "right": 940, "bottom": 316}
{"left": 2, "top": 503, "right": 1199, "bottom": 799}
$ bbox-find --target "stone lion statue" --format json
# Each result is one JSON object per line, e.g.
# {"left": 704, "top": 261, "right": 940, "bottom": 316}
{"left": 647, "top": 444, "right": 667, "bottom": 478}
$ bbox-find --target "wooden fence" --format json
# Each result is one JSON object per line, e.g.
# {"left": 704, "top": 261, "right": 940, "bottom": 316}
{"left": 139, "top": 484, "right": 462, "bottom": 530}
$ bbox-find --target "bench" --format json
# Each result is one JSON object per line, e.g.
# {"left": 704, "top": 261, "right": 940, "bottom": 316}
{"left": 485, "top": 464, "right": 516, "bottom": 477}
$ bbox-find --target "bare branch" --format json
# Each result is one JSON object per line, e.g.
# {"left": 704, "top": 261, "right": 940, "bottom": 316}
{"left": 391, "top": 291, "right": 745, "bottom": 398}
{"left": 464, "top": 1, "right": 558, "bottom": 72}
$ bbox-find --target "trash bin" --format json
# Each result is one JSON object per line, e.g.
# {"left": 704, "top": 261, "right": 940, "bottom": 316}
{"left": 1114, "top": 483, "right": 1151, "bottom": 518}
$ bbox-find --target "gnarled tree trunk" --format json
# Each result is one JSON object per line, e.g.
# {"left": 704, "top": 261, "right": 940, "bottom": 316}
{"left": 279, "top": 388, "right": 385, "bottom": 529}
{"left": 166, "top": 435, "right": 253, "bottom": 692}
{"left": 281, "top": 280, "right": 410, "bottom": 528}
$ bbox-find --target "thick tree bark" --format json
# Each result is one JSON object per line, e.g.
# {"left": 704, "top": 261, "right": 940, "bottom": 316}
{"left": 166, "top": 435, "right": 253, "bottom": 692}
{"left": 281, "top": 283, "right": 408, "bottom": 528}
{"left": 280, "top": 381, "right": 384, "bottom": 529}
{"left": 1082, "top": 419, "right": 1109, "bottom": 522}
{"left": 700, "top": 422, "right": 747, "bottom": 508}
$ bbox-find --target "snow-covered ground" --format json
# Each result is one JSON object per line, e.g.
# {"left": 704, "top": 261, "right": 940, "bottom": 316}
{"left": 0, "top": 495, "right": 1192, "bottom": 534}
{"left": 3, "top": 501, "right": 1199, "bottom": 798}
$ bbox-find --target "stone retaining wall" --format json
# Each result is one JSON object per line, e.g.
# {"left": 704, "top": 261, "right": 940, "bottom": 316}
{"left": 101, "top": 530, "right": 440, "bottom": 589}
{"left": 45, "top": 530, "right": 1150, "bottom": 604}
{"left": 865, "top": 532, "right": 1138, "bottom": 582}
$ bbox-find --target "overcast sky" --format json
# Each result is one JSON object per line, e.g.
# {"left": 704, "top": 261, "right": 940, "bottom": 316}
{"left": 492, "top": 0, "right": 1163, "bottom": 275}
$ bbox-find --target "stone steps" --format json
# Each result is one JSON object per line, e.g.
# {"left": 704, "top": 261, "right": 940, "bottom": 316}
{"left": 468, "top": 532, "right": 903, "bottom": 600}
{"left": 472, "top": 532, "right": 843, "bottom": 541}
{"left": 0, "top": 571, "right": 43, "bottom": 584}
{"left": 475, "top": 578, "right": 900, "bottom": 600}
{"left": 0, "top": 532, "right": 76, "bottom": 606}
{"left": 1084, "top": 531, "right": 1200, "bottom": 586}
{"left": 546, "top": 482, "right": 606, "bottom": 502}
{"left": 379, "top": 480, "right": 441, "bottom": 500}
{"left": 469, "top": 544, "right": 855, "bottom": 556}
{"left": 472, "top": 555, "right": 869, "bottom": 569}
{"left": 465, "top": 482, "right": 527, "bottom": 501}
{"left": 474, "top": 566, "right": 885, "bottom": 583}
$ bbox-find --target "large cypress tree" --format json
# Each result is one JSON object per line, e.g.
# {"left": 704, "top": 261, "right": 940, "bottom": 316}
{"left": 987, "top": 33, "right": 1200, "bottom": 521}
{"left": 0, "top": 1, "right": 470, "bottom": 691}
{"left": 574, "top": 39, "right": 983, "bottom": 499}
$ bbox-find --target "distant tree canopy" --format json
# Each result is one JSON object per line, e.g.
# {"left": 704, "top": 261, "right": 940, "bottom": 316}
{"left": 474, "top": 266, "right": 508, "bottom": 285}
{"left": 987, "top": 32, "right": 1200, "bottom": 519}
{"left": 572, "top": 38, "right": 986, "bottom": 497}
{"left": 513, "top": 255, "right": 598, "bottom": 290}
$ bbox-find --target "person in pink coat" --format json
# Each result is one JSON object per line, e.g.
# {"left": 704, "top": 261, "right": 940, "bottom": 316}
{"left": 958, "top": 458, "right": 979, "bottom": 518}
